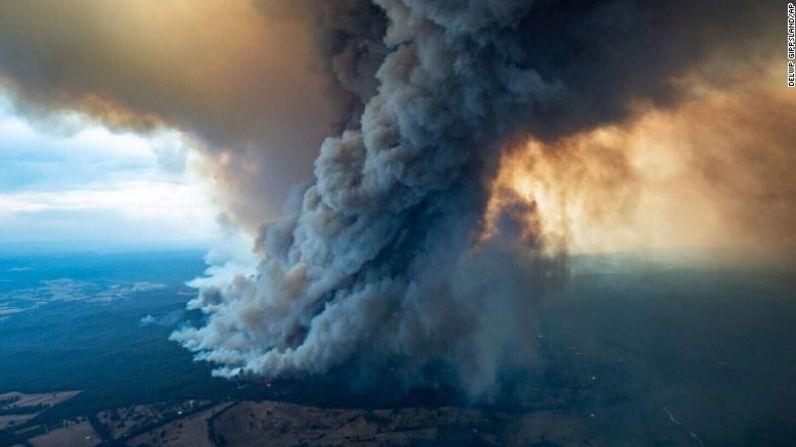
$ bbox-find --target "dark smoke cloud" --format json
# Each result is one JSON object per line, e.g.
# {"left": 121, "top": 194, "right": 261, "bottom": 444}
{"left": 255, "top": 0, "right": 389, "bottom": 131}
{"left": 169, "top": 0, "right": 781, "bottom": 394}
{"left": 0, "top": 0, "right": 782, "bottom": 394}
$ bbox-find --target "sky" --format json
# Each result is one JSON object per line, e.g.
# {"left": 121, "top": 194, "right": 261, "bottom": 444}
{"left": 0, "top": 91, "right": 220, "bottom": 249}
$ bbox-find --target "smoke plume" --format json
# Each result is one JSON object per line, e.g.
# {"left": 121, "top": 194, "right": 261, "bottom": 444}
{"left": 0, "top": 0, "right": 785, "bottom": 394}
{"left": 168, "top": 0, "right": 780, "bottom": 393}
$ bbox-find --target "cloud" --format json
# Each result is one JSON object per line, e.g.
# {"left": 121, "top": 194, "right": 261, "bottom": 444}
{"left": 0, "top": 99, "right": 156, "bottom": 192}
{"left": 0, "top": 179, "right": 220, "bottom": 244}
{"left": 0, "top": 96, "right": 220, "bottom": 244}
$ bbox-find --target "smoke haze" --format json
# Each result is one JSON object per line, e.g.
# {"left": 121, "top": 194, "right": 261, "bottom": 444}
{"left": 488, "top": 73, "right": 796, "bottom": 261}
{"left": 0, "top": 0, "right": 337, "bottom": 225}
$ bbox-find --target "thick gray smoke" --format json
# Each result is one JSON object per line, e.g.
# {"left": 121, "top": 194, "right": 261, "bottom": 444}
{"left": 255, "top": 0, "right": 389, "bottom": 131}
{"left": 172, "top": 0, "right": 779, "bottom": 394}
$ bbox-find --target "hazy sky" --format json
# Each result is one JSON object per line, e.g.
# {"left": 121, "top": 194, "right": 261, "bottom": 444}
{"left": 0, "top": 91, "right": 220, "bottom": 248}
{"left": 0, "top": 0, "right": 335, "bottom": 236}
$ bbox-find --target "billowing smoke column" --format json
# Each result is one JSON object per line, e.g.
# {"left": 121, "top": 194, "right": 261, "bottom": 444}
{"left": 174, "top": 0, "right": 559, "bottom": 394}
{"left": 172, "top": 0, "right": 778, "bottom": 394}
